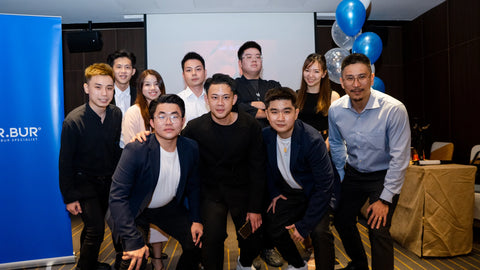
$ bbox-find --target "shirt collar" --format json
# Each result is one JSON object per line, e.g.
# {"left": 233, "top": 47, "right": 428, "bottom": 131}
{"left": 115, "top": 85, "right": 130, "bottom": 97}
{"left": 343, "top": 88, "right": 380, "bottom": 113}
{"left": 184, "top": 86, "right": 205, "bottom": 99}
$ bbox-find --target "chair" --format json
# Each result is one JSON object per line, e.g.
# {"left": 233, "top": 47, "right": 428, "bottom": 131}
{"left": 430, "top": 142, "right": 454, "bottom": 160}
{"left": 471, "top": 145, "right": 480, "bottom": 163}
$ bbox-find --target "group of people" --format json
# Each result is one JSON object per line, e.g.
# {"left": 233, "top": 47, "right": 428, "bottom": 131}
{"left": 59, "top": 40, "right": 411, "bottom": 270}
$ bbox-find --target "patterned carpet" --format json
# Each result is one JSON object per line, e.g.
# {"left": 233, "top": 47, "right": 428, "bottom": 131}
{"left": 20, "top": 215, "right": 480, "bottom": 270}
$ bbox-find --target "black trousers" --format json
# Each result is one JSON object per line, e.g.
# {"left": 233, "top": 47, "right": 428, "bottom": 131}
{"left": 265, "top": 185, "right": 335, "bottom": 269}
{"left": 334, "top": 164, "right": 399, "bottom": 270}
{"left": 77, "top": 179, "right": 111, "bottom": 270}
{"left": 201, "top": 197, "right": 262, "bottom": 270}
{"left": 118, "top": 200, "right": 201, "bottom": 270}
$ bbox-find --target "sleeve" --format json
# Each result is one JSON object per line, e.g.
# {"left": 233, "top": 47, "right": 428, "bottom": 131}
{"left": 109, "top": 143, "right": 145, "bottom": 251}
{"left": 185, "top": 141, "right": 202, "bottom": 223}
{"left": 58, "top": 119, "right": 79, "bottom": 204}
{"left": 328, "top": 106, "right": 347, "bottom": 180}
{"left": 295, "top": 135, "right": 334, "bottom": 237}
{"left": 247, "top": 120, "right": 267, "bottom": 213}
{"left": 122, "top": 105, "right": 144, "bottom": 145}
{"left": 380, "top": 104, "right": 411, "bottom": 202}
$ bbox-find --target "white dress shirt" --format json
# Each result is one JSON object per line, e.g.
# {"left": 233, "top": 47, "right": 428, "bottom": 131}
{"left": 177, "top": 87, "right": 209, "bottom": 125}
{"left": 114, "top": 85, "right": 131, "bottom": 116}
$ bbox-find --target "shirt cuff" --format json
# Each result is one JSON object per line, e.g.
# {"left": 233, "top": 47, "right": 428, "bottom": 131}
{"left": 380, "top": 188, "right": 395, "bottom": 203}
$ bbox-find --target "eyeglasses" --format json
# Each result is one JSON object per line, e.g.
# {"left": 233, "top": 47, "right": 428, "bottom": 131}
{"left": 154, "top": 113, "right": 181, "bottom": 124}
{"left": 242, "top": 54, "right": 262, "bottom": 61}
{"left": 342, "top": 74, "right": 371, "bottom": 85}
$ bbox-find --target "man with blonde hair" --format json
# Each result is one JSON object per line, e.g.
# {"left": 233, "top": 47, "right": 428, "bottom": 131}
{"left": 59, "top": 63, "right": 122, "bottom": 270}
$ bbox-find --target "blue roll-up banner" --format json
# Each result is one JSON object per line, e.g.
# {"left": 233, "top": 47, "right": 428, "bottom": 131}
{"left": 0, "top": 14, "right": 75, "bottom": 268}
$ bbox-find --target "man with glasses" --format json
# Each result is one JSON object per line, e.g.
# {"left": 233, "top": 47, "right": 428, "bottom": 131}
{"left": 107, "top": 94, "right": 202, "bottom": 270}
{"left": 235, "top": 40, "right": 284, "bottom": 268}
{"left": 235, "top": 41, "right": 281, "bottom": 128}
{"left": 328, "top": 53, "right": 411, "bottom": 270}
{"left": 182, "top": 73, "right": 266, "bottom": 270}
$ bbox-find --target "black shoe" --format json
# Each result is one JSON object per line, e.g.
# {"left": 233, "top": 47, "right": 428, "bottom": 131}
{"left": 260, "top": 248, "right": 283, "bottom": 267}
{"left": 340, "top": 261, "right": 368, "bottom": 270}
{"left": 96, "top": 262, "right": 112, "bottom": 270}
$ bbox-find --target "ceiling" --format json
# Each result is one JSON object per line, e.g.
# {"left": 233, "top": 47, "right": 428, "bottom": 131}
{"left": 1, "top": 0, "right": 445, "bottom": 24}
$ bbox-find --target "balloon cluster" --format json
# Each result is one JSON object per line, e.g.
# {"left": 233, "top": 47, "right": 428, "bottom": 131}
{"left": 326, "top": 0, "right": 385, "bottom": 92}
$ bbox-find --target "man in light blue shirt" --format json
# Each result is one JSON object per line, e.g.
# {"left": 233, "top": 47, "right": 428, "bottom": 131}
{"left": 328, "top": 53, "right": 411, "bottom": 270}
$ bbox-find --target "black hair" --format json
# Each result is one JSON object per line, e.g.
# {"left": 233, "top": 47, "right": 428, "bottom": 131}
{"left": 149, "top": 94, "right": 186, "bottom": 119}
{"left": 237, "top": 41, "right": 262, "bottom": 60}
{"left": 265, "top": 87, "right": 297, "bottom": 109}
{"left": 181, "top": 52, "right": 205, "bottom": 71}
{"left": 106, "top": 50, "right": 136, "bottom": 67}
{"left": 204, "top": 73, "right": 236, "bottom": 95}
{"left": 341, "top": 53, "right": 372, "bottom": 75}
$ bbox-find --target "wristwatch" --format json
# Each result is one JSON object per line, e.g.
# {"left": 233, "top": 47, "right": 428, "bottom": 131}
{"left": 379, "top": 199, "right": 391, "bottom": 206}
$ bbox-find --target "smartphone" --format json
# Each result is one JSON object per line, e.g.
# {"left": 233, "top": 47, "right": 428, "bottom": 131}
{"left": 238, "top": 220, "right": 252, "bottom": 239}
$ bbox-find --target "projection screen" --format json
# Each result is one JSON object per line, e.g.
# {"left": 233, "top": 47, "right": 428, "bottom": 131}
{"left": 146, "top": 13, "right": 316, "bottom": 93}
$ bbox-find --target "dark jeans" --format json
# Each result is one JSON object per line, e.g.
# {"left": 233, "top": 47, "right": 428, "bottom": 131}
{"left": 334, "top": 164, "right": 399, "bottom": 270}
{"left": 201, "top": 197, "right": 262, "bottom": 270}
{"left": 118, "top": 200, "right": 201, "bottom": 270}
{"left": 77, "top": 179, "right": 111, "bottom": 270}
{"left": 265, "top": 186, "right": 334, "bottom": 269}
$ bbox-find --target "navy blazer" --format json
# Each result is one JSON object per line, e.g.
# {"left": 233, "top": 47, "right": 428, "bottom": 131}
{"left": 107, "top": 134, "right": 201, "bottom": 251}
{"left": 263, "top": 120, "right": 335, "bottom": 237}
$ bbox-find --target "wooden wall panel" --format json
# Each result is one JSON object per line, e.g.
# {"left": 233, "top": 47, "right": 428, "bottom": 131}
{"left": 62, "top": 26, "right": 146, "bottom": 115}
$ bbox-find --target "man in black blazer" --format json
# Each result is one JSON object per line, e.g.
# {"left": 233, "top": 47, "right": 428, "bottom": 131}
{"left": 107, "top": 94, "right": 202, "bottom": 270}
{"left": 262, "top": 87, "right": 337, "bottom": 270}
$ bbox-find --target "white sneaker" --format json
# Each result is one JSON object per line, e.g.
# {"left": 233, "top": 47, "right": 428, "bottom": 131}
{"left": 236, "top": 257, "right": 256, "bottom": 270}
{"left": 286, "top": 260, "right": 308, "bottom": 270}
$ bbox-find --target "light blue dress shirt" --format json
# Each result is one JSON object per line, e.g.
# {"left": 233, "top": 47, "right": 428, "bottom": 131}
{"left": 328, "top": 89, "right": 411, "bottom": 202}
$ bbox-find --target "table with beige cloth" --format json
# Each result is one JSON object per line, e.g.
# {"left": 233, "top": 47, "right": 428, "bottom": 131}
{"left": 391, "top": 164, "right": 477, "bottom": 257}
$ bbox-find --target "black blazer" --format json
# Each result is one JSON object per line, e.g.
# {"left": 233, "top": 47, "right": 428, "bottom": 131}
{"left": 111, "top": 84, "right": 137, "bottom": 106}
{"left": 107, "top": 134, "right": 201, "bottom": 251}
{"left": 263, "top": 120, "right": 336, "bottom": 237}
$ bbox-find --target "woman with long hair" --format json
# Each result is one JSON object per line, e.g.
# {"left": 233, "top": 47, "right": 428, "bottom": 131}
{"left": 122, "top": 69, "right": 166, "bottom": 143}
{"left": 121, "top": 69, "right": 167, "bottom": 270}
{"left": 297, "top": 53, "right": 340, "bottom": 150}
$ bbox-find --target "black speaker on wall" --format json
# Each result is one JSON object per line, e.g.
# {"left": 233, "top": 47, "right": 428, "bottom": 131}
{"left": 66, "top": 21, "right": 103, "bottom": 53}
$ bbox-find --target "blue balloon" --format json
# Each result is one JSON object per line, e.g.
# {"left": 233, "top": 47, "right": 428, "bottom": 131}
{"left": 372, "top": 77, "right": 385, "bottom": 93}
{"left": 352, "top": 32, "right": 383, "bottom": 64}
{"left": 335, "top": 0, "right": 366, "bottom": 36}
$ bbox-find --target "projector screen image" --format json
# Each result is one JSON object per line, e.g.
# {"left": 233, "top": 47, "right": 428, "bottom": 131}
{"left": 146, "top": 13, "right": 315, "bottom": 93}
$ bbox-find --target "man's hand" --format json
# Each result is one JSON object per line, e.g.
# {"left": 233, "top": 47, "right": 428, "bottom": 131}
{"left": 285, "top": 224, "right": 304, "bottom": 243}
{"left": 267, "top": 194, "right": 287, "bottom": 214}
{"left": 367, "top": 200, "right": 389, "bottom": 229}
{"left": 191, "top": 222, "right": 203, "bottom": 247}
{"left": 130, "top": 130, "right": 151, "bottom": 143}
{"left": 246, "top": 212, "right": 262, "bottom": 233}
{"left": 122, "top": 245, "right": 149, "bottom": 270}
{"left": 66, "top": 201, "right": 82, "bottom": 215}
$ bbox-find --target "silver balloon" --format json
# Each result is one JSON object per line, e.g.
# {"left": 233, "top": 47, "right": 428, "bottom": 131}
{"left": 325, "top": 48, "right": 350, "bottom": 84}
{"left": 371, "top": 64, "right": 375, "bottom": 75}
{"left": 331, "top": 20, "right": 362, "bottom": 49}
{"left": 359, "top": 0, "right": 371, "bottom": 9}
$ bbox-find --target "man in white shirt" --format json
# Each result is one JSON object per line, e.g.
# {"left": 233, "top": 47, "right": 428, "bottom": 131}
{"left": 177, "top": 52, "right": 209, "bottom": 125}
{"left": 107, "top": 50, "right": 137, "bottom": 116}
{"left": 108, "top": 94, "right": 202, "bottom": 270}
